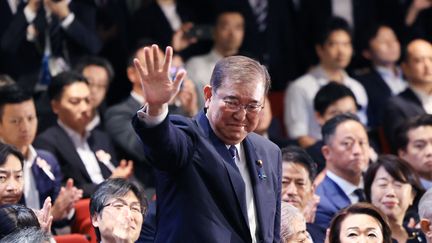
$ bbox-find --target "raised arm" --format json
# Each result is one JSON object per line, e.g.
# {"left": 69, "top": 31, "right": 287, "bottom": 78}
{"left": 133, "top": 45, "right": 186, "bottom": 116}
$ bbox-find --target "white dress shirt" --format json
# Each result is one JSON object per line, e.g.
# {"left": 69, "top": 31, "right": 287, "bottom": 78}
{"left": 411, "top": 86, "right": 432, "bottom": 114}
{"left": 23, "top": 146, "right": 40, "bottom": 210}
{"left": 327, "top": 170, "right": 364, "bottom": 203}
{"left": 58, "top": 121, "right": 105, "bottom": 184}
{"left": 375, "top": 66, "right": 407, "bottom": 95}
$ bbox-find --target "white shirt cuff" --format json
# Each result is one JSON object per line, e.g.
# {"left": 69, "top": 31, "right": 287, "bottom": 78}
{"left": 23, "top": 6, "right": 37, "bottom": 23}
{"left": 67, "top": 208, "right": 75, "bottom": 220}
{"left": 137, "top": 105, "right": 168, "bottom": 127}
{"left": 60, "top": 13, "right": 75, "bottom": 29}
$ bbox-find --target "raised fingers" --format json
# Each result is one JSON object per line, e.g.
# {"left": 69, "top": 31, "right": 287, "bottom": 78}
{"left": 144, "top": 47, "right": 154, "bottom": 73}
{"left": 162, "top": 46, "right": 173, "bottom": 74}
{"left": 153, "top": 45, "right": 160, "bottom": 72}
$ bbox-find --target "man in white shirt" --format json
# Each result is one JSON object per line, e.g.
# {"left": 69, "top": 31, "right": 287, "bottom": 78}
{"left": 186, "top": 10, "right": 245, "bottom": 108}
{"left": 284, "top": 17, "right": 368, "bottom": 148}
{"left": 34, "top": 71, "right": 133, "bottom": 198}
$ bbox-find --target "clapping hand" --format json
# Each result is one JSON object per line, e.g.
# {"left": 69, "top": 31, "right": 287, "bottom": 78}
{"left": 34, "top": 197, "right": 54, "bottom": 233}
{"left": 51, "top": 178, "right": 83, "bottom": 221}
{"left": 110, "top": 160, "right": 134, "bottom": 179}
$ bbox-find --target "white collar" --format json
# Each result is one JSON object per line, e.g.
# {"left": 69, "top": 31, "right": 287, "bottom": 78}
{"left": 131, "top": 91, "right": 145, "bottom": 105}
{"left": 24, "top": 145, "right": 38, "bottom": 167}
{"left": 327, "top": 170, "right": 363, "bottom": 196}
{"left": 57, "top": 120, "right": 90, "bottom": 142}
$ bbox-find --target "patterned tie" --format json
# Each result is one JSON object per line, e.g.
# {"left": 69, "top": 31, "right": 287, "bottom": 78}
{"left": 228, "top": 145, "right": 239, "bottom": 172}
{"left": 252, "top": 0, "right": 268, "bottom": 32}
{"left": 353, "top": 188, "right": 366, "bottom": 202}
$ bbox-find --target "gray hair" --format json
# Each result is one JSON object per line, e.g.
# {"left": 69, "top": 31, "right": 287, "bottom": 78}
{"left": 419, "top": 188, "right": 432, "bottom": 220}
{"left": 209, "top": 55, "right": 271, "bottom": 95}
{"left": 280, "top": 202, "right": 306, "bottom": 242}
{"left": 0, "top": 227, "right": 50, "bottom": 243}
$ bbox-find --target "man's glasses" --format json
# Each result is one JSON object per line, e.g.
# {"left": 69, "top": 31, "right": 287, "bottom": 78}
{"left": 103, "top": 199, "right": 145, "bottom": 215}
{"left": 221, "top": 98, "right": 264, "bottom": 114}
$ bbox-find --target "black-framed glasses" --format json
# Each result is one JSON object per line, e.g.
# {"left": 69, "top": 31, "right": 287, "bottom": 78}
{"left": 221, "top": 98, "right": 264, "bottom": 114}
{"left": 103, "top": 199, "right": 145, "bottom": 215}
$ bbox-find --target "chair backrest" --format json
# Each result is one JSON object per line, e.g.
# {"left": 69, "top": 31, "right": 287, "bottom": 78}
{"left": 71, "top": 198, "right": 97, "bottom": 243}
{"left": 54, "top": 234, "right": 90, "bottom": 243}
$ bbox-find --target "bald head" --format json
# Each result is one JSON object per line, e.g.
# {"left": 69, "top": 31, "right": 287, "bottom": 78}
{"left": 402, "top": 39, "right": 432, "bottom": 85}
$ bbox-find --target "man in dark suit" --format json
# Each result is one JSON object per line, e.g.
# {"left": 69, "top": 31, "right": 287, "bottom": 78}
{"left": 0, "top": 84, "right": 82, "bottom": 222}
{"left": 382, "top": 39, "right": 432, "bottom": 152}
{"left": 315, "top": 113, "right": 369, "bottom": 229}
{"left": 132, "top": 45, "right": 281, "bottom": 242}
{"left": 0, "top": 0, "right": 101, "bottom": 90}
{"left": 34, "top": 72, "right": 133, "bottom": 198}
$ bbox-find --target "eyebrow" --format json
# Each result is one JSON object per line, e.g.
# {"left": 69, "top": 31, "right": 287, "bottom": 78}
{"left": 110, "top": 198, "right": 140, "bottom": 205}
{"left": 0, "top": 169, "right": 23, "bottom": 173}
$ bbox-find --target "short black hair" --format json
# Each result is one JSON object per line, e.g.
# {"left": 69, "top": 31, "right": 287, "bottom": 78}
{"left": 0, "top": 84, "right": 33, "bottom": 121}
{"left": 358, "top": 23, "right": 397, "bottom": 52}
{"left": 0, "top": 142, "right": 24, "bottom": 168}
{"left": 281, "top": 145, "right": 317, "bottom": 182}
{"left": 90, "top": 178, "right": 148, "bottom": 241}
{"left": 395, "top": 114, "right": 432, "bottom": 152}
{"left": 321, "top": 113, "right": 363, "bottom": 145}
{"left": 315, "top": 16, "right": 352, "bottom": 46}
{"left": 47, "top": 71, "right": 88, "bottom": 101}
{"left": 364, "top": 154, "right": 424, "bottom": 205}
{"left": 127, "top": 38, "right": 159, "bottom": 68}
{"left": 314, "top": 82, "right": 359, "bottom": 115}
{"left": 0, "top": 204, "right": 40, "bottom": 239}
{"left": 74, "top": 56, "right": 115, "bottom": 83}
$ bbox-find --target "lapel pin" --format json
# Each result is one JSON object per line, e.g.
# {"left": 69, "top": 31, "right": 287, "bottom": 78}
{"left": 256, "top": 160, "right": 267, "bottom": 180}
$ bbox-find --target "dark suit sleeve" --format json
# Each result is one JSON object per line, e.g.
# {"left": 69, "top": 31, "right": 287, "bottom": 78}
{"left": 132, "top": 114, "right": 196, "bottom": 171}
{"left": 382, "top": 98, "right": 406, "bottom": 151}
{"left": 39, "top": 150, "right": 63, "bottom": 202}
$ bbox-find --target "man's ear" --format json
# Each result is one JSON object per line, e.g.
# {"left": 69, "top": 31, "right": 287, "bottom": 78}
{"left": 398, "top": 148, "right": 407, "bottom": 159}
{"left": 203, "top": 85, "right": 212, "bottom": 108}
{"left": 420, "top": 219, "right": 431, "bottom": 234}
{"left": 51, "top": 100, "right": 59, "bottom": 115}
{"left": 322, "top": 145, "right": 330, "bottom": 161}
{"left": 362, "top": 49, "right": 372, "bottom": 60}
{"left": 91, "top": 214, "right": 100, "bottom": 228}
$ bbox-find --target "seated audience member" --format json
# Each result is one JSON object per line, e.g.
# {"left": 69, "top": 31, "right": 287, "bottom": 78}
{"left": 307, "top": 82, "right": 360, "bottom": 172}
{"left": 1, "top": 226, "right": 51, "bottom": 243}
{"left": 0, "top": 204, "right": 40, "bottom": 239}
{"left": 281, "top": 146, "right": 325, "bottom": 243}
{"left": 315, "top": 113, "right": 370, "bottom": 228}
{"left": 284, "top": 16, "right": 368, "bottom": 148}
{"left": 355, "top": 24, "right": 406, "bottom": 130}
{"left": 328, "top": 202, "right": 392, "bottom": 243}
{"left": 383, "top": 39, "right": 432, "bottom": 151}
{"left": 34, "top": 71, "right": 133, "bottom": 198}
{"left": 90, "top": 178, "right": 147, "bottom": 243}
{"left": 104, "top": 42, "right": 196, "bottom": 188}
{"left": 186, "top": 10, "right": 245, "bottom": 107}
{"left": 0, "top": 85, "right": 82, "bottom": 221}
{"left": 419, "top": 188, "right": 432, "bottom": 243}
{"left": 364, "top": 154, "right": 426, "bottom": 243}
{"left": 280, "top": 202, "right": 312, "bottom": 243}
{"left": 0, "top": 142, "right": 53, "bottom": 231}
{"left": 396, "top": 114, "right": 432, "bottom": 189}
{"left": 75, "top": 56, "right": 115, "bottom": 131}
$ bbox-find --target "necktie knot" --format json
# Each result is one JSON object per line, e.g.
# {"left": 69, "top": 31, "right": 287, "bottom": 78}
{"left": 228, "top": 145, "right": 237, "bottom": 160}
{"left": 353, "top": 188, "right": 366, "bottom": 202}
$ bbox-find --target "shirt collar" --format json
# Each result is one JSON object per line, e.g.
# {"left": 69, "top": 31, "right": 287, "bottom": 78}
{"left": 24, "top": 145, "right": 38, "bottom": 167}
{"left": 86, "top": 112, "right": 100, "bottom": 131}
{"left": 131, "top": 91, "right": 145, "bottom": 105}
{"left": 313, "top": 65, "right": 349, "bottom": 86}
{"left": 410, "top": 85, "right": 432, "bottom": 104}
{"left": 375, "top": 65, "right": 402, "bottom": 78}
{"left": 57, "top": 120, "right": 90, "bottom": 143}
{"left": 327, "top": 170, "right": 363, "bottom": 196}
{"left": 210, "top": 48, "right": 225, "bottom": 60}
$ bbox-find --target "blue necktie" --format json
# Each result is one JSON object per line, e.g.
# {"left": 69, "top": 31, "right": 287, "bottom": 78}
{"left": 354, "top": 188, "right": 366, "bottom": 202}
{"left": 228, "top": 145, "right": 239, "bottom": 172}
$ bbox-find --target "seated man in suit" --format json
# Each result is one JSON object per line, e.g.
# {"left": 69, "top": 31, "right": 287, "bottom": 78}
{"left": 132, "top": 45, "right": 281, "bottom": 242}
{"left": 355, "top": 24, "right": 406, "bottom": 130}
{"left": 0, "top": 84, "right": 82, "bottom": 223}
{"left": 281, "top": 146, "right": 325, "bottom": 243}
{"left": 284, "top": 17, "right": 368, "bottom": 148}
{"left": 396, "top": 114, "right": 432, "bottom": 190}
{"left": 34, "top": 71, "right": 133, "bottom": 198}
{"left": 315, "top": 113, "right": 370, "bottom": 229}
{"left": 383, "top": 39, "right": 432, "bottom": 151}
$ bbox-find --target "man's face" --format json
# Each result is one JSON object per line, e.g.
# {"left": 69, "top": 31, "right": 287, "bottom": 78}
{"left": 83, "top": 65, "right": 109, "bottom": 109}
{"left": 367, "top": 26, "right": 400, "bottom": 65}
{"left": 316, "top": 96, "right": 358, "bottom": 126}
{"left": 281, "top": 162, "right": 314, "bottom": 211}
{"left": 214, "top": 12, "right": 244, "bottom": 53}
{"left": 399, "top": 125, "right": 432, "bottom": 180}
{"left": 402, "top": 40, "right": 432, "bottom": 84}
{"left": 92, "top": 191, "right": 144, "bottom": 242}
{"left": 317, "top": 30, "right": 353, "bottom": 70}
{"left": 323, "top": 120, "right": 369, "bottom": 180}
{"left": 51, "top": 82, "right": 92, "bottom": 133}
{"left": 0, "top": 100, "right": 37, "bottom": 152}
{"left": 0, "top": 155, "right": 23, "bottom": 205}
{"left": 205, "top": 79, "right": 265, "bottom": 145}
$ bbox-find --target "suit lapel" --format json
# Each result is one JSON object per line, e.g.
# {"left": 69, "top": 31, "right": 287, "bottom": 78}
{"left": 324, "top": 176, "right": 351, "bottom": 209}
{"left": 196, "top": 112, "right": 249, "bottom": 227}
{"left": 87, "top": 131, "right": 112, "bottom": 179}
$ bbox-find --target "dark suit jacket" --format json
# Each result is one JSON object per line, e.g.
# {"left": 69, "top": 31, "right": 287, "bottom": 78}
{"left": 34, "top": 124, "right": 117, "bottom": 198}
{"left": 382, "top": 87, "right": 425, "bottom": 152}
{"left": 20, "top": 149, "right": 63, "bottom": 208}
{"left": 307, "top": 223, "right": 326, "bottom": 243}
{"left": 132, "top": 111, "right": 281, "bottom": 242}
{"left": 315, "top": 175, "right": 351, "bottom": 229}
{"left": 355, "top": 68, "right": 395, "bottom": 128}
{"left": 0, "top": 1, "right": 101, "bottom": 89}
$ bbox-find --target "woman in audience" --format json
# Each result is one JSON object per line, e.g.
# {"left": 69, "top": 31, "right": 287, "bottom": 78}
{"left": 364, "top": 155, "right": 426, "bottom": 242}
{"left": 280, "top": 201, "right": 312, "bottom": 243}
{"left": 0, "top": 204, "right": 40, "bottom": 239}
{"left": 328, "top": 202, "right": 392, "bottom": 243}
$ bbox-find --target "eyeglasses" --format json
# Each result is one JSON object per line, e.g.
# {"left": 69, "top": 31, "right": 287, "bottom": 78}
{"left": 103, "top": 199, "right": 145, "bottom": 215}
{"left": 221, "top": 98, "right": 263, "bottom": 114}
